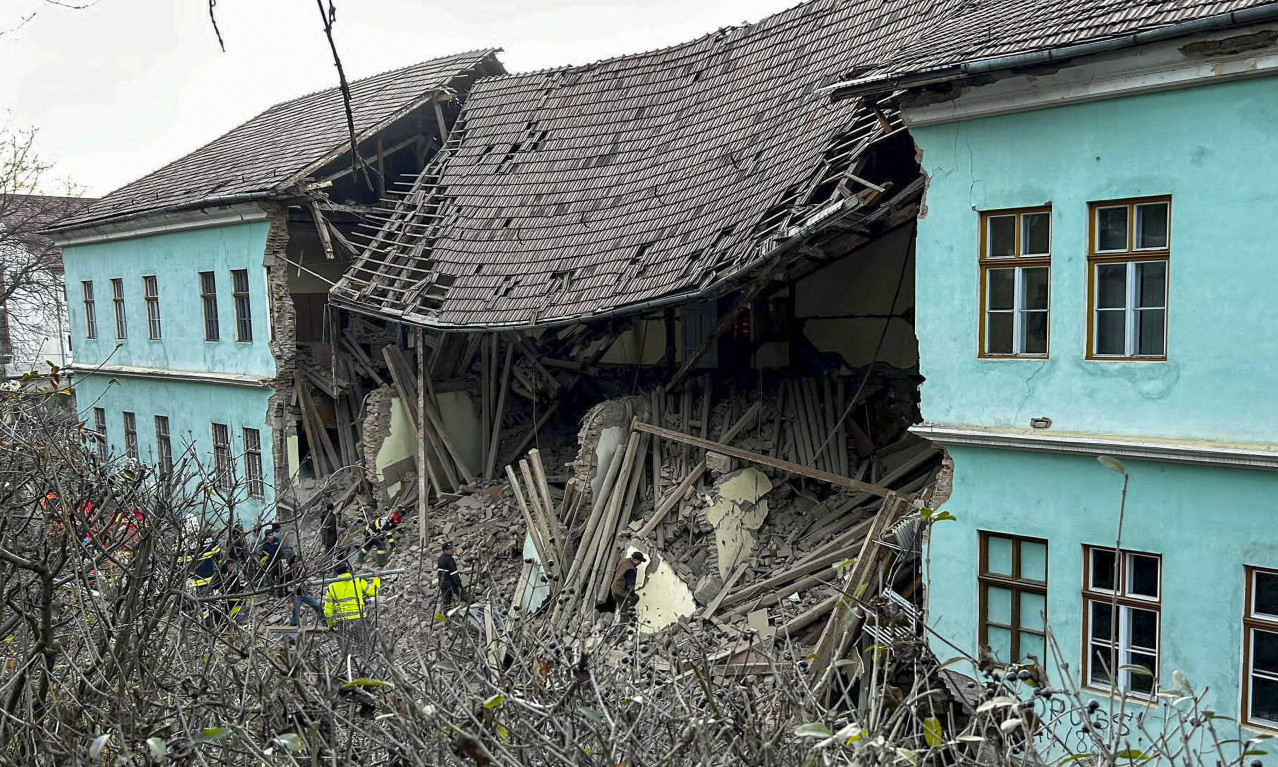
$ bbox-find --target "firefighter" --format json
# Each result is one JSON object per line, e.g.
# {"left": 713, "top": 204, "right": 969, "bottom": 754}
{"left": 323, "top": 562, "right": 380, "bottom": 652}
{"left": 436, "top": 541, "right": 468, "bottom": 611}
{"left": 221, "top": 558, "right": 252, "bottom": 626}
{"left": 179, "top": 536, "right": 223, "bottom": 628}
{"left": 359, "top": 509, "right": 403, "bottom": 567}
{"left": 258, "top": 526, "right": 293, "bottom": 591}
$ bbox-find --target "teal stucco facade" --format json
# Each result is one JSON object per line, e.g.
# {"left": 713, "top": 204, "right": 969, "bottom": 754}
{"left": 61, "top": 217, "right": 280, "bottom": 523}
{"left": 910, "top": 74, "right": 1278, "bottom": 737}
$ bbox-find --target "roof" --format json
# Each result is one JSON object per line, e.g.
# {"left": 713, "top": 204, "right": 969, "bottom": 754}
{"left": 827, "top": 0, "right": 1278, "bottom": 97}
{"left": 334, "top": 0, "right": 942, "bottom": 329}
{"left": 58, "top": 50, "right": 502, "bottom": 230}
{"left": 1, "top": 195, "right": 96, "bottom": 266}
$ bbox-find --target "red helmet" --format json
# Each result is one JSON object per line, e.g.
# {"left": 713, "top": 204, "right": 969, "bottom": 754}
{"left": 388, "top": 511, "right": 403, "bottom": 526}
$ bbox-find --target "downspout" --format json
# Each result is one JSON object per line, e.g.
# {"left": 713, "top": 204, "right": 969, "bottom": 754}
{"left": 820, "top": 2, "right": 1278, "bottom": 100}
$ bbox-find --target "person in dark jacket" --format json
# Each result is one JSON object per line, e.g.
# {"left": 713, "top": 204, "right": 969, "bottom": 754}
{"left": 360, "top": 510, "right": 402, "bottom": 567}
{"left": 610, "top": 551, "right": 646, "bottom": 625}
{"left": 436, "top": 541, "right": 467, "bottom": 610}
{"left": 320, "top": 503, "right": 340, "bottom": 556}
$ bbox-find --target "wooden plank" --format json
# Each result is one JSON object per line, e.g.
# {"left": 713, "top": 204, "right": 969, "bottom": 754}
{"left": 700, "top": 560, "right": 750, "bottom": 619}
{"left": 480, "top": 336, "right": 491, "bottom": 470}
{"left": 632, "top": 418, "right": 902, "bottom": 499}
{"left": 499, "top": 402, "right": 559, "bottom": 468}
{"left": 296, "top": 377, "right": 339, "bottom": 473}
{"left": 484, "top": 340, "right": 515, "bottom": 480}
{"left": 505, "top": 465, "right": 551, "bottom": 571}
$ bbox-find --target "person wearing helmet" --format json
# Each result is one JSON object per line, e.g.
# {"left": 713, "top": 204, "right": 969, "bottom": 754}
{"left": 359, "top": 508, "right": 403, "bottom": 567}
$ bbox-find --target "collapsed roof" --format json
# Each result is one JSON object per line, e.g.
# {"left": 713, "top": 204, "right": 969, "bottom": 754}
{"left": 824, "top": 0, "right": 1278, "bottom": 98}
{"left": 57, "top": 50, "right": 504, "bottom": 231}
{"left": 332, "top": 0, "right": 945, "bottom": 330}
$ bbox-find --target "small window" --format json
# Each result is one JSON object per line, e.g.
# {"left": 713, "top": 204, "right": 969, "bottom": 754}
{"left": 211, "top": 423, "right": 233, "bottom": 492}
{"left": 1089, "top": 198, "right": 1170, "bottom": 360}
{"left": 110, "top": 278, "right": 127, "bottom": 340}
{"left": 93, "top": 407, "right": 108, "bottom": 461}
{"left": 155, "top": 415, "right": 173, "bottom": 475}
{"left": 142, "top": 275, "right": 161, "bottom": 340}
{"left": 979, "top": 532, "right": 1048, "bottom": 664}
{"left": 1084, "top": 546, "right": 1161, "bottom": 696}
{"left": 231, "top": 269, "right": 252, "bottom": 342}
{"left": 122, "top": 411, "right": 138, "bottom": 460}
{"left": 243, "top": 427, "right": 264, "bottom": 499}
{"left": 199, "top": 272, "right": 220, "bottom": 342}
{"left": 980, "top": 208, "right": 1051, "bottom": 358}
{"left": 82, "top": 281, "right": 97, "bottom": 339}
{"left": 1245, "top": 568, "right": 1278, "bottom": 729}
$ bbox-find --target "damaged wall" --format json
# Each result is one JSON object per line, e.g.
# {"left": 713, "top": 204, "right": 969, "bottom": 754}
{"left": 795, "top": 224, "right": 918, "bottom": 371}
{"left": 702, "top": 467, "right": 773, "bottom": 579}
{"left": 264, "top": 205, "right": 299, "bottom": 504}
{"left": 634, "top": 545, "right": 699, "bottom": 634}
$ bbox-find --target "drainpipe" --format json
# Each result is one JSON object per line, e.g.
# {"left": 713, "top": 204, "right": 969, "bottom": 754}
{"left": 819, "top": 3, "right": 1278, "bottom": 100}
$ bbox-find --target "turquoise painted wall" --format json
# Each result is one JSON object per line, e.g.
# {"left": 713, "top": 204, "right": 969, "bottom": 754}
{"left": 61, "top": 220, "right": 275, "bottom": 378}
{"left": 929, "top": 446, "right": 1278, "bottom": 742}
{"left": 911, "top": 77, "right": 1278, "bottom": 445}
{"left": 75, "top": 371, "right": 276, "bottom": 524}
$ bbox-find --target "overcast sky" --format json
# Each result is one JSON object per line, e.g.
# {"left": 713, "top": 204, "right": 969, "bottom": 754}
{"left": 0, "top": 0, "right": 802, "bottom": 197}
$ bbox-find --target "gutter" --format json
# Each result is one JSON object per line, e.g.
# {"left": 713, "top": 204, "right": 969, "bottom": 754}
{"left": 330, "top": 194, "right": 864, "bottom": 333}
{"left": 71, "top": 362, "right": 273, "bottom": 389}
{"left": 820, "top": 2, "right": 1278, "bottom": 101}
{"left": 46, "top": 192, "right": 279, "bottom": 245}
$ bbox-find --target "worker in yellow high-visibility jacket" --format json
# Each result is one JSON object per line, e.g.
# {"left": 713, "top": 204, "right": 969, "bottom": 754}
{"left": 324, "top": 561, "right": 379, "bottom": 620}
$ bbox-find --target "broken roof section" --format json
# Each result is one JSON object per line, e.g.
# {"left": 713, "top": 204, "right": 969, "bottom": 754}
{"left": 57, "top": 50, "right": 504, "bottom": 231}
{"left": 333, "top": 0, "right": 942, "bottom": 330}
{"left": 824, "top": 0, "right": 1278, "bottom": 98}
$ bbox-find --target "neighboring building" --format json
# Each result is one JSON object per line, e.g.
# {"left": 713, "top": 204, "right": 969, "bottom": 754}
{"left": 48, "top": 51, "right": 504, "bottom": 522}
{"left": 0, "top": 194, "right": 92, "bottom": 381}
{"left": 835, "top": 0, "right": 1278, "bottom": 743}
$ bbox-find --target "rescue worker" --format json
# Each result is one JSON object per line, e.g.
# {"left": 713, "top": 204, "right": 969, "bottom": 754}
{"left": 285, "top": 559, "right": 324, "bottom": 627}
{"left": 320, "top": 502, "right": 340, "bottom": 556}
{"left": 359, "top": 509, "right": 402, "bottom": 567}
{"left": 323, "top": 562, "right": 380, "bottom": 651}
{"left": 258, "top": 526, "right": 292, "bottom": 590}
{"left": 610, "top": 551, "right": 646, "bottom": 626}
{"left": 436, "top": 541, "right": 467, "bottom": 611}
{"left": 221, "top": 558, "right": 252, "bottom": 626}
{"left": 179, "top": 535, "right": 223, "bottom": 628}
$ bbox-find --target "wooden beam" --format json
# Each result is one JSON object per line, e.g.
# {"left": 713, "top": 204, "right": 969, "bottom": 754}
{"left": 631, "top": 418, "right": 902, "bottom": 499}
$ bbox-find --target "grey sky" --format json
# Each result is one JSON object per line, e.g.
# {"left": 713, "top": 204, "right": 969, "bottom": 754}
{"left": 0, "top": 0, "right": 803, "bottom": 196}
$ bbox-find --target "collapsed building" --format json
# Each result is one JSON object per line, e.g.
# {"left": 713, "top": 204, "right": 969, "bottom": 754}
{"left": 322, "top": 0, "right": 949, "bottom": 687}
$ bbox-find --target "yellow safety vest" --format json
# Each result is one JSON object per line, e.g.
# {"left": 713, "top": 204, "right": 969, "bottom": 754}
{"left": 323, "top": 574, "right": 380, "bottom": 624}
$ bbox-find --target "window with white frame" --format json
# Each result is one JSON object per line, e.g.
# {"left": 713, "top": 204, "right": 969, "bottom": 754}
{"left": 155, "top": 415, "right": 173, "bottom": 475}
{"left": 143, "top": 275, "right": 161, "bottom": 340}
{"left": 1089, "top": 198, "right": 1169, "bottom": 359}
{"left": 1244, "top": 567, "right": 1278, "bottom": 729}
{"left": 1084, "top": 546, "right": 1161, "bottom": 695}
{"left": 110, "top": 278, "right": 127, "bottom": 339}
{"left": 211, "top": 423, "right": 233, "bottom": 492}
{"left": 82, "top": 281, "right": 97, "bottom": 339}
{"left": 199, "top": 271, "right": 220, "bottom": 341}
{"left": 231, "top": 269, "right": 252, "bottom": 342}
{"left": 122, "top": 411, "right": 138, "bottom": 460}
{"left": 93, "top": 407, "right": 108, "bottom": 461}
{"left": 243, "top": 427, "right": 264, "bottom": 499}
{"left": 979, "top": 208, "right": 1050, "bottom": 357}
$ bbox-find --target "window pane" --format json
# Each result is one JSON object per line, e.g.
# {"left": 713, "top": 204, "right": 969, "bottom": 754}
{"left": 1020, "top": 591, "right": 1045, "bottom": 632}
{"left": 987, "top": 313, "right": 1013, "bottom": 355}
{"left": 986, "top": 536, "right": 1013, "bottom": 576}
{"left": 1090, "top": 601, "right": 1113, "bottom": 641}
{"left": 1020, "top": 541, "right": 1047, "bottom": 582}
{"left": 1097, "top": 206, "right": 1129, "bottom": 251}
{"left": 987, "top": 586, "right": 1013, "bottom": 625}
{"left": 1136, "top": 203, "right": 1169, "bottom": 250}
{"left": 1021, "top": 266, "right": 1049, "bottom": 311}
{"left": 1090, "top": 645, "right": 1113, "bottom": 686}
{"left": 1128, "top": 607, "right": 1158, "bottom": 651}
{"left": 1255, "top": 571, "right": 1278, "bottom": 617}
{"left": 1022, "top": 212, "right": 1050, "bottom": 256}
{"left": 1128, "top": 554, "right": 1159, "bottom": 598}
{"left": 988, "top": 268, "right": 1015, "bottom": 310}
{"left": 1137, "top": 310, "right": 1165, "bottom": 356}
{"left": 1136, "top": 261, "right": 1166, "bottom": 309}
{"left": 988, "top": 216, "right": 1016, "bottom": 258}
{"left": 1023, "top": 311, "right": 1048, "bottom": 355}
{"left": 1091, "top": 549, "right": 1116, "bottom": 591}
{"left": 1019, "top": 631, "right": 1045, "bottom": 663}
{"left": 1096, "top": 263, "right": 1127, "bottom": 309}
{"left": 988, "top": 626, "right": 1012, "bottom": 661}
{"left": 1126, "top": 651, "right": 1157, "bottom": 694}
{"left": 1255, "top": 629, "right": 1278, "bottom": 675}
{"left": 1253, "top": 676, "right": 1278, "bottom": 725}
{"left": 1096, "top": 310, "right": 1126, "bottom": 356}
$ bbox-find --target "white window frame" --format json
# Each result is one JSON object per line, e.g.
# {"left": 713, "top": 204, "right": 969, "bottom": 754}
{"left": 979, "top": 208, "right": 1051, "bottom": 358}
{"left": 1092, "top": 261, "right": 1168, "bottom": 359}
{"left": 1088, "top": 198, "right": 1170, "bottom": 360}
{"left": 143, "top": 275, "right": 161, "bottom": 340}
{"left": 1244, "top": 567, "right": 1278, "bottom": 730}
{"left": 1083, "top": 546, "right": 1162, "bottom": 697}
{"left": 155, "top": 415, "right": 173, "bottom": 475}
{"left": 93, "top": 407, "right": 108, "bottom": 461}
